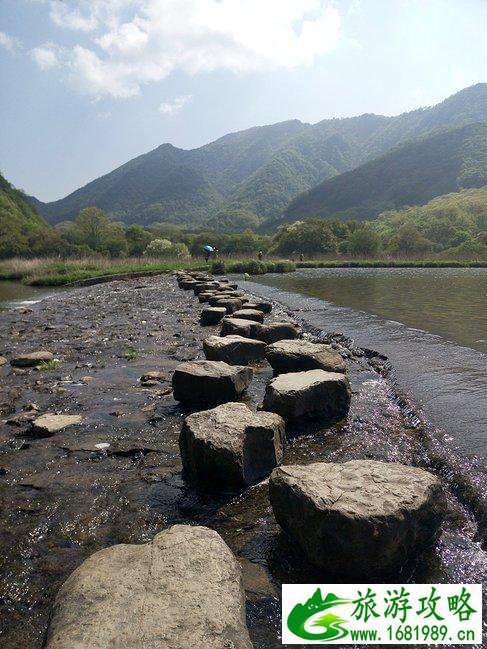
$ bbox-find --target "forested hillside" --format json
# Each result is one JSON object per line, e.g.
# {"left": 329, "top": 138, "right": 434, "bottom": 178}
{"left": 31, "top": 84, "right": 487, "bottom": 229}
{"left": 0, "top": 173, "right": 55, "bottom": 257}
{"left": 280, "top": 123, "right": 487, "bottom": 223}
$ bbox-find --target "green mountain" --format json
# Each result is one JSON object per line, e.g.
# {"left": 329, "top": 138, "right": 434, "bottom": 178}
{"left": 279, "top": 122, "right": 487, "bottom": 223}
{"left": 31, "top": 84, "right": 487, "bottom": 228}
{"left": 0, "top": 173, "right": 51, "bottom": 257}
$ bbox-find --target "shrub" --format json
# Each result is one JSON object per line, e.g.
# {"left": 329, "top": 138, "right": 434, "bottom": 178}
{"left": 210, "top": 260, "right": 226, "bottom": 275}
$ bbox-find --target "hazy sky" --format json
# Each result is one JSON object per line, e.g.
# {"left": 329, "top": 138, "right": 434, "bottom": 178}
{"left": 1, "top": 0, "right": 486, "bottom": 201}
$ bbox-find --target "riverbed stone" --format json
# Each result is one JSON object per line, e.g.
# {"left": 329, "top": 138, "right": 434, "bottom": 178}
{"left": 0, "top": 356, "right": 7, "bottom": 367}
{"left": 172, "top": 360, "right": 253, "bottom": 407}
{"left": 214, "top": 298, "right": 244, "bottom": 314}
{"left": 253, "top": 301, "right": 272, "bottom": 314}
{"left": 10, "top": 351, "right": 54, "bottom": 367}
{"left": 44, "top": 524, "right": 252, "bottom": 649}
{"left": 265, "top": 339, "right": 346, "bottom": 374}
{"left": 256, "top": 322, "right": 299, "bottom": 344}
{"left": 203, "top": 335, "right": 267, "bottom": 364}
{"left": 263, "top": 369, "right": 351, "bottom": 420}
{"left": 269, "top": 460, "right": 445, "bottom": 579}
{"left": 200, "top": 307, "right": 227, "bottom": 325}
{"left": 232, "top": 308, "right": 265, "bottom": 323}
{"left": 180, "top": 402, "right": 285, "bottom": 490}
{"left": 31, "top": 413, "right": 82, "bottom": 437}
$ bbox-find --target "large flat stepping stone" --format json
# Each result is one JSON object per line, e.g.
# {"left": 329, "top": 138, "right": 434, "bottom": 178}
{"left": 180, "top": 402, "right": 285, "bottom": 490}
{"left": 265, "top": 339, "right": 346, "bottom": 374}
{"left": 10, "top": 351, "right": 54, "bottom": 367}
{"left": 262, "top": 369, "right": 351, "bottom": 420}
{"left": 203, "top": 335, "right": 267, "bottom": 364}
{"left": 220, "top": 317, "right": 260, "bottom": 338}
{"left": 269, "top": 460, "right": 445, "bottom": 579}
{"left": 193, "top": 281, "right": 221, "bottom": 295}
{"left": 256, "top": 322, "right": 299, "bottom": 344}
{"left": 200, "top": 307, "right": 227, "bottom": 325}
{"left": 232, "top": 309, "right": 264, "bottom": 323}
{"left": 198, "top": 291, "right": 220, "bottom": 303}
{"left": 239, "top": 301, "right": 272, "bottom": 313}
{"left": 179, "top": 279, "right": 198, "bottom": 290}
{"left": 44, "top": 524, "right": 252, "bottom": 649}
{"left": 214, "top": 298, "right": 244, "bottom": 314}
{"left": 172, "top": 360, "right": 253, "bottom": 407}
{"left": 31, "top": 414, "right": 82, "bottom": 437}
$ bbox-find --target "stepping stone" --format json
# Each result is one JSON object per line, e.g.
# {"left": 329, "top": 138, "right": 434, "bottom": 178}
{"left": 193, "top": 281, "right": 220, "bottom": 295}
{"left": 262, "top": 369, "right": 351, "bottom": 420}
{"left": 178, "top": 279, "right": 198, "bottom": 290}
{"left": 232, "top": 309, "right": 264, "bottom": 323}
{"left": 269, "top": 460, "right": 445, "bottom": 579}
{"left": 214, "top": 298, "right": 244, "bottom": 314}
{"left": 220, "top": 317, "right": 260, "bottom": 339}
{"left": 180, "top": 402, "right": 285, "bottom": 490}
{"left": 200, "top": 307, "right": 227, "bottom": 325}
{"left": 44, "top": 525, "right": 252, "bottom": 649}
{"left": 31, "top": 413, "right": 82, "bottom": 437}
{"left": 198, "top": 291, "right": 220, "bottom": 303}
{"left": 255, "top": 322, "right": 299, "bottom": 344}
{"left": 253, "top": 301, "right": 272, "bottom": 314}
{"left": 203, "top": 335, "right": 267, "bottom": 364}
{"left": 172, "top": 360, "right": 253, "bottom": 407}
{"left": 10, "top": 351, "right": 54, "bottom": 367}
{"left": 265, "top": 339, "right": 346, "bottom": 374}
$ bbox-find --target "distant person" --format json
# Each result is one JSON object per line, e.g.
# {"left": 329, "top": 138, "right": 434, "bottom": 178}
{"left": 299, "top": 253, "right": 304, "bottom": 262}
{"left": 203, "top": 244, "right": 215, "bottom": 263}
{"left": 258, "top": 250, "right": 263, "bottom": 261}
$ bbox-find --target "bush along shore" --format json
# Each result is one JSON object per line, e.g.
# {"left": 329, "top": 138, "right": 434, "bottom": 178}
{"left": 0, "top": 269, "right": 485, "bottom": 647}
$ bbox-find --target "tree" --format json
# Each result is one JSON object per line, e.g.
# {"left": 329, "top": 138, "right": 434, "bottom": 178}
{"left": 74, "top": 207, "right": 112, "bottom": 250}
{"left": 272, "top": 220, "right": 337, "bottom": 255}
{"left": 144, "top": 238, "right": 173, "bottom": 256}
{"left": 126, "top": 225, "right": 153, "bottom": 255}
{"left": 347, "top": 224, "right": 382, "bottom": 257}
{"left": 389, "top": 224, "right": 432, "bottom": 255}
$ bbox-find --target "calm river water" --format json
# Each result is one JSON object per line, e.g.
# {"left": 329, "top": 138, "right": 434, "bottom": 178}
{"left": 247, "top": 267, "right": 487, "bottom": 458}
{"left": 0, "top": 281, "right": 55, "bottom": 310}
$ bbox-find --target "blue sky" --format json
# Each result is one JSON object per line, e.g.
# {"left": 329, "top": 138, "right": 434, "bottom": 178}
{"left": 1, "top": 0, "right": 486, "bottom": 201}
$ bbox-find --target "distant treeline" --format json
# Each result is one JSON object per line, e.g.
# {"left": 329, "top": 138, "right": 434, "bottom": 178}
{"left": 1, "top": 187, "right": 486, "bottom": 261}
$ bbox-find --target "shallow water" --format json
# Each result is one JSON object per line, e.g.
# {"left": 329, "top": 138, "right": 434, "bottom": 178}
{"left": 249, "top": 268, "right": 487, "bottom": 459}
{"left": 0, "top": 281, "right": 55, "bottom": 310}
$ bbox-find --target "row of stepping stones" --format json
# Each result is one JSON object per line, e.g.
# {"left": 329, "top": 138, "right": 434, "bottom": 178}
{"left": 41, "top": 268, "right": 446, "bottom": 646}
{"left": 172, "top": 269, "right": 446, "bottom": 578}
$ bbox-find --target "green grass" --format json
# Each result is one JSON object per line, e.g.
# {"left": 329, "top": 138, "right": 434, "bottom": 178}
{"left": 0, "top": 257, "right": 206, "bottom": 286}
{"left": 37, "top": 359, "right": 61, "bottom": 371}
{"left": 295, "top": 259, "right": 487, "bottom": 269}
{"left": 124, "top": 347, "right": 138, "bottom": 361}
{"left": 211, "top": 259, "right": 296, "bottom": 275}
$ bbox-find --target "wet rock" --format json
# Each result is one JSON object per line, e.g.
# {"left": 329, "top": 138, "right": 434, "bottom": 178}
{"left": 256, "top": 322, "right": 299, "bottom": 344}
{"left": 263, "top": 369, "right": 351, "bottom": 420}
{"left": 44, "top": 524, "right": 252, "bottom": 649}
{"left": 31, "top": 414, "right": 82, "bottom": 437}
{"left": 200, "top": 307, "right": 227, "bottom": 326}
{"left": 220, "top": 317, "right": 259, "bottom": 339}
{"left": 180, "top": 402, "right": 285, "bottom": 490}
{"left": 232, "top": 309, "right": 265, "bottom": 323}
{"left": 214, "top": 298, "right": 244, "bottom": 314}
{"left": 203, "top": 335, "right": 267, "bottom": 364}
{"left": 172, "top": 360, "right": 253, "bottom": 407}
{"left": 0, "top": 356, "right": 7, "bottom": 367}
{"left": 140, "top": 370, "right": 166, "bottom": 385}
{"left": 253, "top": 301, "right": 272, "bottom": 314}
{"left": 7, "top": 411, "right": 38, "bottom": 427}
{"left": 269, "top": 460, "right": 446, "bottom": 579}
{"left": 238, "top": 557, "right": 277, "bottom": 602}
{"left": 265, "top": 339, "right": 346, "bottom": 374}
{"left": 179, "top": 279, "right": 198, "bottom": 290}
{"left": 10, "top": 351, "right": 54, "bottom": 367}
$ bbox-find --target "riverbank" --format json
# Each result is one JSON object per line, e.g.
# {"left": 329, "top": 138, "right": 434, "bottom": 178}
{"left": 1, "top": 255, "right": 485, "bottom": 287}
{"left": 0, "top": 275, "right": 485, "bottom": 648}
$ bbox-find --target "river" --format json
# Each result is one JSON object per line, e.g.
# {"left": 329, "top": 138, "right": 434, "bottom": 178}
{"left": 244, "top": 267, "right": 487, "bottom": 459}
{"left": 0, "top": 280, "right": 56, "bottom": 310}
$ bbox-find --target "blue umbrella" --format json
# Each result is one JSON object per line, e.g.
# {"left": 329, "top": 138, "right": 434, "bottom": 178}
{"left": 203, "top": 245, "right": 215, "bottom": 253}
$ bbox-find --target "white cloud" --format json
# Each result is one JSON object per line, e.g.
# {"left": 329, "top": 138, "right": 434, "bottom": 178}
{"left": 31, "top": 0, "right": 341, "bottom": 98}
{"left": 0, "top": 31, "right": 20, "bottom": 53}
{"left": 159, "top": 94, "right": 193, "bottom": 115}
{"left": 30, "top": 43, "right": 61, "bottom": 69}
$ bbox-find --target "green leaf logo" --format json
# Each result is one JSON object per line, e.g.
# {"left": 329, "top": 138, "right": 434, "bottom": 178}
{"left": 287, "top": 589, "right": 351, "bottom": 641}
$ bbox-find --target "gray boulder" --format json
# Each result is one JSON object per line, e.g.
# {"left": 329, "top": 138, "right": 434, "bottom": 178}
{"left": 256, "top": 322, "right": 299, "bottom": 344}
{"left": 172, "top": 360, "right": 253, "bottom": 407}
{"left": 180, "top": 402, "right": 285, "bottom": 490}
{"left": 220, "top": 317, "right": 260, "bottom": 339}
{"left": 10, "top": 351, "right": 54, "bottom": 367}
{"left": 203, "top": 335, "right": 267, "bottom": 364}
{"left": 214, "top": 298, "right": 244, "bottom": 314}
{"left": 253, "top": 301, "right": 272, "bottom": 314}
{"left": 198, "top": 291, "right": 220, "bottom": 303}
{"left": 232, "top": 309, "right": 265, "bottom": 323}
{"left": 44, "top": 525, "right": 252, "bottom": 649}
{"left": 193, "top": 281, "right": 220, "bottom": 295}
{"left": 265, "top": 339, "right": 346, "bottom": 374}
{"left": 200, "top": 307, "right": 227, "bottom": 326}
{"left": 263, "top": 369, "right": 351, "bottom": 420}
{"left": 178, "top": 279, "right": 198, "bottom": 290}
{"left": 269, "top": 460, "right": 445, "bottom": 579}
